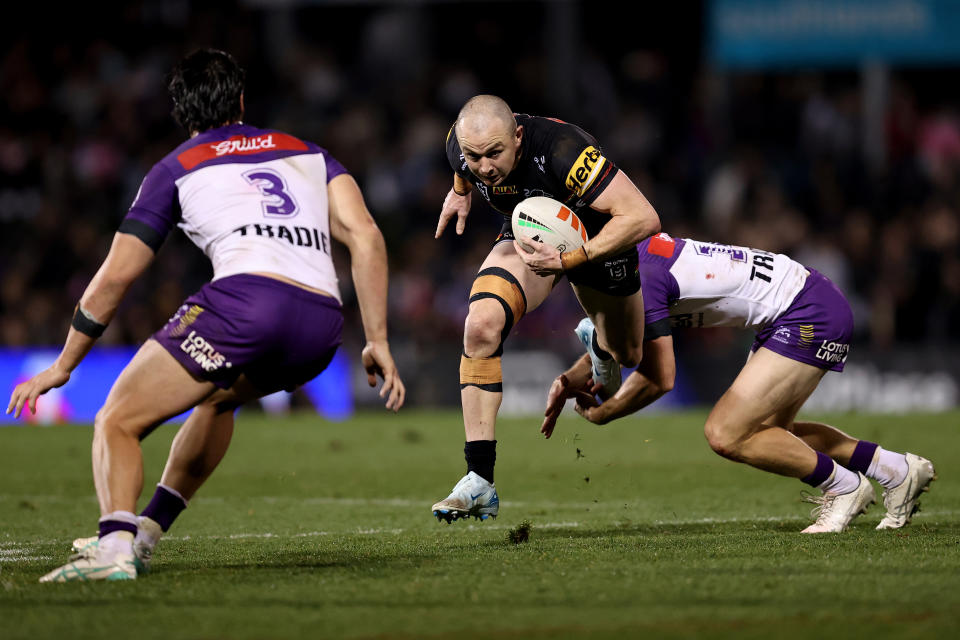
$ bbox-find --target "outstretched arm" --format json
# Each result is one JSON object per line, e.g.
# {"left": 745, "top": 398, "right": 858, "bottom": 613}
{"left": 7, "top": 232, "right": 155, "bottom": 418}
{"left": 328, "top": 173, "right": 405, "bottom": 412}
{"left": 576, "top": 335, "right": 675, "bottom": 424}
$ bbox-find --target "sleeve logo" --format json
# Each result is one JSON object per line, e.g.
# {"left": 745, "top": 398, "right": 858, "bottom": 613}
{"left": 565, "top": 146, "right": 606, "bottom": 197}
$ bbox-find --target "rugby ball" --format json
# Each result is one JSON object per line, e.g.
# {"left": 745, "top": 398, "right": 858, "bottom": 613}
{"left": 511, "top": 196, "right": 588, "bottom": 253}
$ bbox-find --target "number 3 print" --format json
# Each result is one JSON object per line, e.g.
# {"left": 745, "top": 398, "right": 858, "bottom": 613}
{"left": 243, "top": 168, "right": 299, "bottom": 218}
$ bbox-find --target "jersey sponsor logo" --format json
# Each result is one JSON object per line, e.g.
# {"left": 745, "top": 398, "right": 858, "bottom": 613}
{"left": 647, "top": 233, "right": 676, "bottom": 258}
{"left": 177, "top": 133, "right": 309, "bottom": 170}
{"left": 179, "top": 330, "right": 232, "bottom": 372}
{"left": 816, "top": 339, "right": 849, "bottom": 364}
{"left": 492, "top": 185, "right": 518, "bottom": 195}
{"left": 565, "top": 146, "right": 606, "bottom": 198}
{"left": 232, "top": 223, "right": 331, "bottom": 254}
{"left": 693, "top": 241, "right": 748, "bottom": 262}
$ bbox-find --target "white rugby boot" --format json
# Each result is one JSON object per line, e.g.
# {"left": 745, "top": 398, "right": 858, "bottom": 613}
{"left": 70, "top": 516, "right": 162, "bottom": 574}
{"left": 801, "top": 472, "right": 875, "bottom": 533}
{"left": 40, "top": 533, "right": 137, "bottom": 583}
{"left": 575, "top": 317, "right": 621, "bottom": 398}
{"left": 876, "top": 453, "right": 936, "bottom": 530}
{"left": 431, "top": 471, "right": 499, "bottom": 523}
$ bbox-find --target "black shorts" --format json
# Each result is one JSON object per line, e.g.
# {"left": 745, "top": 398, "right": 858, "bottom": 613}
{"left": 496, "top": 221, "right": 641, "bottom": 297}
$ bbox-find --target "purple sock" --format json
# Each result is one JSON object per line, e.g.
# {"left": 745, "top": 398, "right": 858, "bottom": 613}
{"left": 801, "top": 451, "right": 835, "bottom": 487}
{"left": 141, "top": 485, "right": 187, "bottom": 532}
{"left": 847, "top": 440, "right": 879, "bottom": 475}
{"left": 99, "top": 519, "right": 137, "bottom": 538}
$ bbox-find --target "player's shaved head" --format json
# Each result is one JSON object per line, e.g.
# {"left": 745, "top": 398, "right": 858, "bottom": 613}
{"left": 457, "top": 95, "right": 517, "bottom": 136}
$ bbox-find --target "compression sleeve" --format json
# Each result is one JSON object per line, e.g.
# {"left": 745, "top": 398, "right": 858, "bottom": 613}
{"left": 120, "top": 162, "right": 180, "bottom": 252}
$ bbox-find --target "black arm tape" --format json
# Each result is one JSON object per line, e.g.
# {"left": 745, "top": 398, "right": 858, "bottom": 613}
{"left": 72, "top": 306, "right": 107, "bottom": 338}
{"left": 644, "top": 317, "right": 672, "bottom": 341}
{"left": 118, "top": 218, "right": 165, "bottom": 252}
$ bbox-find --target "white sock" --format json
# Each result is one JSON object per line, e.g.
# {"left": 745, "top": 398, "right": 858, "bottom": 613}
{"left": 98, "top": 531, "right": 134, "bottom": 561}
{"left": 818, "top": 462, "right": 861, "bottom": 495}
{"left": 867, "top": 448, "right": 909, "bottom": 489}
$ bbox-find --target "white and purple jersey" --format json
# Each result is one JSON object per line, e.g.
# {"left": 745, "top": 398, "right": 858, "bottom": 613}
{"left": 121, "top": 123, "right": 347, "bottom": 301}
{"left": 638, "top": 233, "right": 809, "bottom": 331}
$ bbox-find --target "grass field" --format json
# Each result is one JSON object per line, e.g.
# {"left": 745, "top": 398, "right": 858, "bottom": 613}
{"left": 1, "top": 408, "right": 958, "bottom": 639}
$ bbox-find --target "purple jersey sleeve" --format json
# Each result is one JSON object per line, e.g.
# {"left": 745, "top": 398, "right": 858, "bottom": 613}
{"left": 119, "top": 162, "right": 180, "bottom": 251}
{"left": 323, "top": 151, "right": 348, "bottom": 183}
{"left": 638, "top": 263, "right": 679, "bottom": 326}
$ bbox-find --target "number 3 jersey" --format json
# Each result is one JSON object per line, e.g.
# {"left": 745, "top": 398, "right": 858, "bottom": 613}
{"left": 120, "top": 123, "right": 347, "bottom": 302}
{"left": 638, "top": 233, "right": 809, "bottom": 332}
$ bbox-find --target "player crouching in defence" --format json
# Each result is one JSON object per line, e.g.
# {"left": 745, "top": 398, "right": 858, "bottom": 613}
{"left": 431, "top": 95, "right": 661, "bottom": 522}
{"left": 7, "top": 49, "right": 405, "bottom": 582}
{"left": 543, "top": 233, "right": 935, "bottom": 533}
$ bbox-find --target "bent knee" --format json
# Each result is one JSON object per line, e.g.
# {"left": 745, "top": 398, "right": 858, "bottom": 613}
{"left": 703, "top": 420, "right": 744, "bottom": 461}
{"left": 463, "top": 307, "right": 506, "bottom": 356}
{"left": 94, "top": 405, "right": 147, "bottom": 440}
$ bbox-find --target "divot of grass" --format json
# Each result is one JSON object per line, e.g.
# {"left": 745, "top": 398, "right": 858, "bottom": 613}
{"left": 508, "top": 520, "right": 533, "bottom": 545}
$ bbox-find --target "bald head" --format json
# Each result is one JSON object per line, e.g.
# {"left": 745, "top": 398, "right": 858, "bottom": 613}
{"left": 455, "top": 95, "right": 523, "bottom": 187}
{"left": 457, "top": 95, "right": 516, "bottom": 136}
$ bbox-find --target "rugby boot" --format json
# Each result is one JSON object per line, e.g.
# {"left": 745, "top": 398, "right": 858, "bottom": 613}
{"left": 575, "top": 317, "right": 621, "bottom": 398}
{"left": 70, "top": 515, "right": 162, "bottom": 574}
{"left": 876, "top": 453, "right": 936, "bottom": 530}
{"left": 801, "top": 472, "right": 875, "bottom": 533}
{"left": 41, "top": 533, "right": 137, "bottom": 583}
{"left": 431, "top": 471, "right": 499, "bottom": 523}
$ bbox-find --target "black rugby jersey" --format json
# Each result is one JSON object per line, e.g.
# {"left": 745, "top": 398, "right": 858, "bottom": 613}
{"left": 445, "top": 114, "right": 619, "bottom": 237}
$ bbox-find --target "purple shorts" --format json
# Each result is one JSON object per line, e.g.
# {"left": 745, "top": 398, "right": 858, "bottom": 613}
{"left": 752, "top": 269, "right": 853, "bottom": 372}
{"left": 152, "top": 274, "right": 343, "bottom": 391}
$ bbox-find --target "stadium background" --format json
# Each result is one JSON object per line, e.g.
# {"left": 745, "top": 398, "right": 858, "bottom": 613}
{"left": 2, "top": 0, "right": 959, "bottom": 423}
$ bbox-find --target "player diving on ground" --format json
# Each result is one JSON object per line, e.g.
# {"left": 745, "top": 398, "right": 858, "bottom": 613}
{"left": 543, "top": 232, "right": 936, "bottom": 533}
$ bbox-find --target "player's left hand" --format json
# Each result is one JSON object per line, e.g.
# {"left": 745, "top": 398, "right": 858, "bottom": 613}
{"left": 513, "top": 236, "right": 563, "bottom": 276}
{"left": 6, "top": 364, "right": 71, "bottom": 419}
{"left": 361, "top": 340, "right": 406, "bottom": 412}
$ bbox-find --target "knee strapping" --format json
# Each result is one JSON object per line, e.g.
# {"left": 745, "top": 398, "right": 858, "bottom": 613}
{"left": 469, "top": 267, "right": 527, "bottom": 346}
{"left": 461, "top": 268, "right": 528, "bottom": 392}
{"left": 460, "top": 355, "right": 502, "bottom": 392}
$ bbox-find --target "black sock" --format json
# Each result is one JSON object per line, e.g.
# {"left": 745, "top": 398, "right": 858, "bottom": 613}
{"left": 465, "top": 440, "right": 497, "bottom": 484}
{"left": 591, "top": 330, "right": 612, "bottom": 360}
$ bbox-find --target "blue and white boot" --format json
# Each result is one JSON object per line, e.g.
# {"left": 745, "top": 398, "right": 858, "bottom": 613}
{"left": 431, "top": 472, "right": 499, "bottom": 523}
{"left": 574, "top": 317, "right": 621, "bottom": 398}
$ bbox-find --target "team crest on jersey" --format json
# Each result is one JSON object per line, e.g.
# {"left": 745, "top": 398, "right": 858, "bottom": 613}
{"left": 565, "top": 146, "right": 606, "bottom": 197}
{"left": 493, "top": 185, "right": 518, "bottom": 195}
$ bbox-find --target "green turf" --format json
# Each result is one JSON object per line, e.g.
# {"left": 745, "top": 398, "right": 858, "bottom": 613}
{"left": 1, "top": 409, "right": 958, "bottom": 639}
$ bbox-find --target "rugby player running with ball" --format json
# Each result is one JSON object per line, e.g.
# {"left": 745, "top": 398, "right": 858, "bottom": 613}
{"left": 431, "top": 95, "right": 661, "bottom": 522}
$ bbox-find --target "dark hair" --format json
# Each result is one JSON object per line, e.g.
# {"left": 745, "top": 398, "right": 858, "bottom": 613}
{"left": 168, "top": 49, "right": 246, "bottom": 134}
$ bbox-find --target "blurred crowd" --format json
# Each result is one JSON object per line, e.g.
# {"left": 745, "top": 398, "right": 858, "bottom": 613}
{"left": 2, "top": 2, "right": 959, "bottom": 397}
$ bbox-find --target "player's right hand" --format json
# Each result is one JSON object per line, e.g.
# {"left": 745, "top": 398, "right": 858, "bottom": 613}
{"left": 361, "top": 340, "right": 406, "bottom": 412}
{"left": 6, "top": 364, "right": 71, "bottom": 419}
{"left": 435, "top": 188, "right": 472, "bottom": 238}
